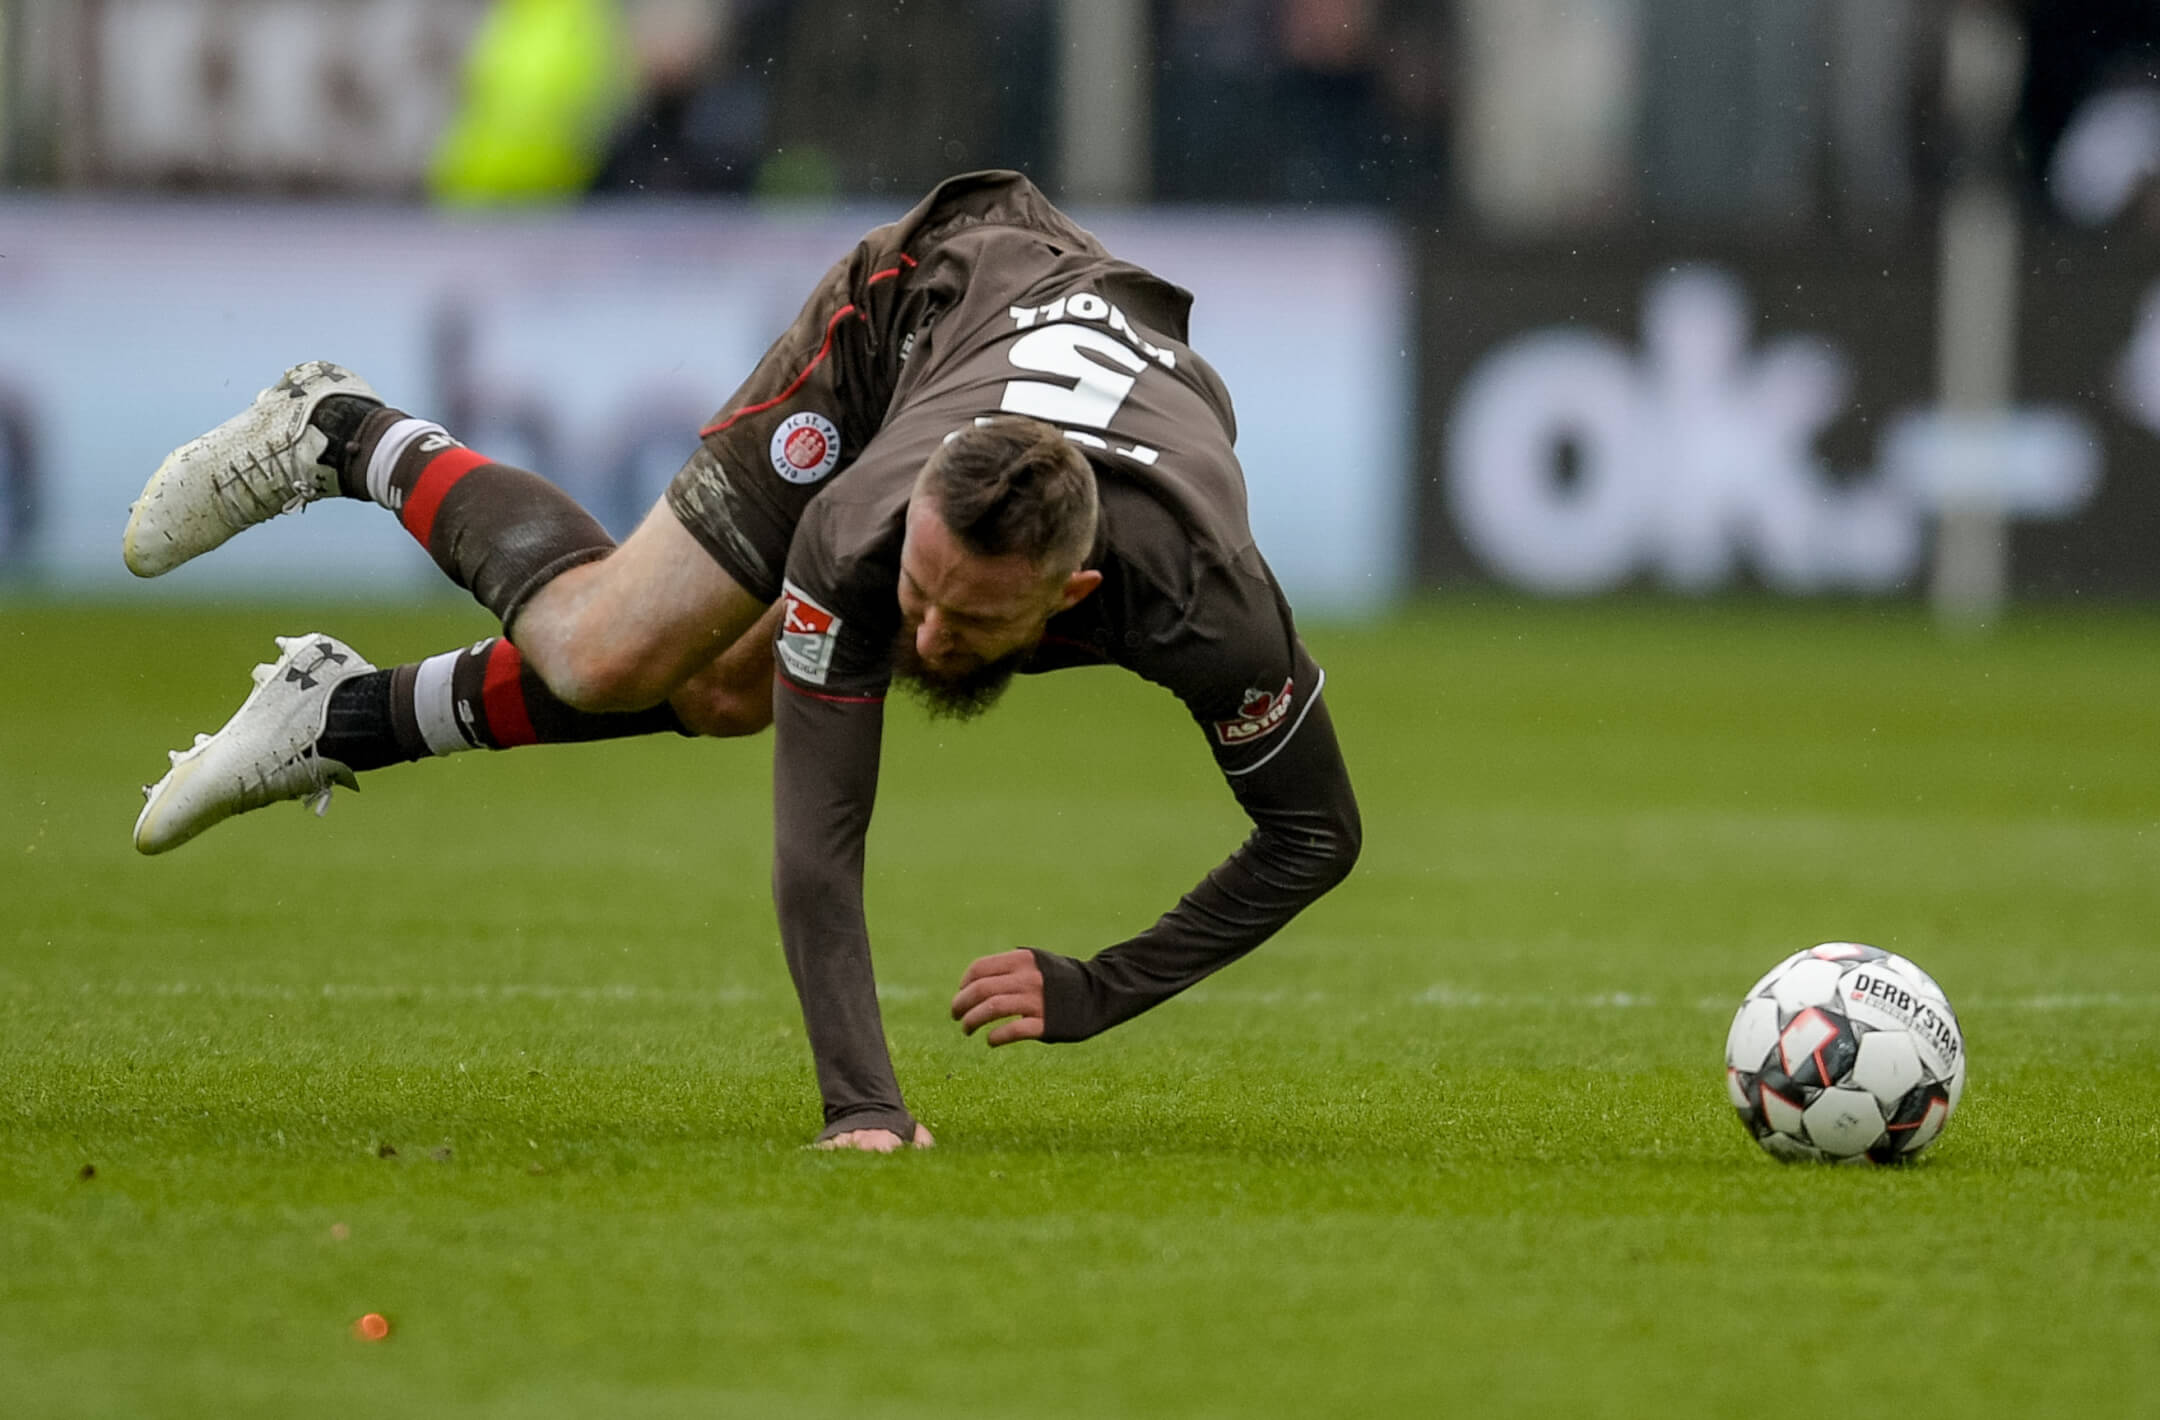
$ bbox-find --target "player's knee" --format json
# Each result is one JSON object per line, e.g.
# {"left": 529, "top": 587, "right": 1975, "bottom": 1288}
{"left": 509, "top": 569, "right": 670, "bottom": 712}
{"left": 540, "top": 641, "right": 675, "bottom": 715}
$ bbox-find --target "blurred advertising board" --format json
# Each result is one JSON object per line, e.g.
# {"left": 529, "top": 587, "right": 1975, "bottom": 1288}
{"left": 1416, "top": 235, "right": 2160, "bottom": 599}
{"left": 0, "top": 201, "right": 1410, "bottom": 615}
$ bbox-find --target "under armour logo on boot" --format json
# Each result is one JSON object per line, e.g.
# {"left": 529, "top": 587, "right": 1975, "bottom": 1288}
{"left": 285, "top": 646, "right": 350, "bottom": 690}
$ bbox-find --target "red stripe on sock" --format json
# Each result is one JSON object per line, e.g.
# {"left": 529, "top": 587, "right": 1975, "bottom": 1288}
{"left": 481, "top": 640, "right": 538, "bottom": 747}
{"left": 399, "top": 447, "right": 491, "bottom": 546}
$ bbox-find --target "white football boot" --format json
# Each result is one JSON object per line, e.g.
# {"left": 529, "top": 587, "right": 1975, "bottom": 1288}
{"left": 123, "top": 361, "right": 379, "bottom": 577}
{"left": 134, "top": 634, "right": 376, "bottom": 855}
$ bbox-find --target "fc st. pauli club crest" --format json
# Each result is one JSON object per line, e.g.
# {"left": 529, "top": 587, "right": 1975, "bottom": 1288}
{"left": 1213, "top": 677, "right": 1295, "bottom": 746}
{"left": 770, "top": 411, "right": 842, "bottom": 484}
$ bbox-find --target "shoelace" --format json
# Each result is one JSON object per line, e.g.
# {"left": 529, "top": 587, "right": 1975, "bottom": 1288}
{"left": 240, "top": 738, "right": 344, "bottom": 818}
{"left": 208, "top": 446, "right": 317, "bottom": 533}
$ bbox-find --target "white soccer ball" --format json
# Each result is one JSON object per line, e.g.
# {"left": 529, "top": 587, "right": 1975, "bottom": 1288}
{"left": 1724, "top": 942, "right": 1966, "bottom": 1163}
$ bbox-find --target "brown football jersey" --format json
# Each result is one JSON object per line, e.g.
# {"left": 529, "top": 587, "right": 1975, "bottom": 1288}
{"left": 672, "top": 173, "right": 1360, "bottom": 1141}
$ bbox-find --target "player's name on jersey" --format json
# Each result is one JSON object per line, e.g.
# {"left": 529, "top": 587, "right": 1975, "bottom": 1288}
{"left": 1007, "top": 291, "right": 1179, "bottom": 370}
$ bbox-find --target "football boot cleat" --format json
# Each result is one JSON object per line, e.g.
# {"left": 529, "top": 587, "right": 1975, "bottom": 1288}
{"left": 134, "top": 633, "right": 374, "bottom": 855}
{"left": 123, "top": 361, "right": 379, "bottom": 576}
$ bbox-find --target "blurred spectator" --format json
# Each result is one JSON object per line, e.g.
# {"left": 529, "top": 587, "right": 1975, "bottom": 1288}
{"left": 1154, "top": 0, "right": 1449, "bottom": 205}
{"left": 1, "top": 0, "right": 1974, "bottom": 226}
{"left": 591, "top": 0, "right": 775, "bottom": 195}
{"left": 430, "top": 0, "right": 633, "bottom": 206}
{"left": 760, "top": 0, "right": 1004, "bottom": 198}
{"left": 1826, "top": 0, "right": 1925, "bottom": 229}
{"left": 1155, "top": 0, "right": 1280, "bottom": 200}
{"left": 1370, "top": 0, "right": 1456, "bottom": 208}
{"left": 979, "top": 0, "right": 1057, "bottom": 195}
{"left": 1276, "top": 0, "right": 1391, "bottom": 201}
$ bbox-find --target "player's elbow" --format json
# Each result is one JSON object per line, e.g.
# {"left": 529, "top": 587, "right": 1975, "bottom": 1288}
{"left": 1315, "top": 800, "right": 1362, "bottom": 890}
{"left": 1264, "top": 800, "right": 1361, "bottom": 897}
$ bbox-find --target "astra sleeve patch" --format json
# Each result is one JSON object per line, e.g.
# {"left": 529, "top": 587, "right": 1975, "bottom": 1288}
{"left": 778, "top": 581, "right": 842, "bottom": 685}
{"left": 1213, "top": 677, "right": 1296, "bottom": 747}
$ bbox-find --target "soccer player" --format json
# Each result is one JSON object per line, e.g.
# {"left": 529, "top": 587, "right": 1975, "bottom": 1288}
{"left": 124, "top": 171, "right": 1362, "bottom": 1152}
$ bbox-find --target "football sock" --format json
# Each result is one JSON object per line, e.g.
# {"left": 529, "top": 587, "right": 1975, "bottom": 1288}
{"left": 314, "top": 664, "right": 406, "bottom": 771}
{"left": 300, "top": 401, "right": 677, "bottom": 762}
{"left": 331, "top": 406, "right": 617, "bottom": 631}
{"left": 312, "top": 393, "right": 382, "bottom": 493}
{"left": 316, "top": 639, "right": 688, "bottom": 770}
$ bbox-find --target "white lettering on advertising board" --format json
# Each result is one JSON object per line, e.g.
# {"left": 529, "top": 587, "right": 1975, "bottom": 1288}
{"left": 1446, "top": 266, "right": 2102, "bottom": 595}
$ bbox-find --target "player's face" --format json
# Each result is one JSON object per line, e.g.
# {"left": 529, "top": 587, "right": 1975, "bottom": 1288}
{"left": 895, "top": 496, "right": 1093, "bottom": 680}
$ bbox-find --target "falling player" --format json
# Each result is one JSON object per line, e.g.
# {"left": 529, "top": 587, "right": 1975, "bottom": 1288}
{"left": 124, "top": 172, "right": 1361, "bottom": 1151}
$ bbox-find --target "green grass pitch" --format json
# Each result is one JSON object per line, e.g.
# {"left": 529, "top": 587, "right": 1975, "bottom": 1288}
{"left": 3, "top": 597, "right": 2157, "bottom": 1417}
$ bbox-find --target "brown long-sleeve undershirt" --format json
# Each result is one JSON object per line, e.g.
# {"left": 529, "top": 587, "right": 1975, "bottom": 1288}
{"left": 769, "top": 685, "right": 916, "bottom": 1142}
{"left": 1030, "top": 692, "right": 1361, "bottom": 1042}
{"left": 770, "top": 672, "right": 1361, "bottom": 1140}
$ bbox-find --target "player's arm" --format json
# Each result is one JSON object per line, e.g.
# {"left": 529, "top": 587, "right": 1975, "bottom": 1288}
{"left": 770, "top": 667, "right": 924, "bottom": 1145}
{"left": 955, "top": 646, "right": 1361, "bottom": 1045}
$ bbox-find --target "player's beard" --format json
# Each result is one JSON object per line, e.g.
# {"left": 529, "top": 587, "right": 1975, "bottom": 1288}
{"left": 890, "top": 628, "right": 1025, "bottom": 722}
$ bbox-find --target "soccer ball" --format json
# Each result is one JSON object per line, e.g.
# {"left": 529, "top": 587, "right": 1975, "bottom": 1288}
{"left": 1724, "top": 942, "right": 1966, "bottom": 1163}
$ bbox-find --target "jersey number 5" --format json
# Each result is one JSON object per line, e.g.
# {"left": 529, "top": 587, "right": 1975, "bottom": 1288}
{"left": 999, "top": 324, "right": 1147, "bottom": 430}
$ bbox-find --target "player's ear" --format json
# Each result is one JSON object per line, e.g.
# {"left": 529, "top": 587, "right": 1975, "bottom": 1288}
{"left": 1058, "top": 567, "right": 1104, "bottom": 611}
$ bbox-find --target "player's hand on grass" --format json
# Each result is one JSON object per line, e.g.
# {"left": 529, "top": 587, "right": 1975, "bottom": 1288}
{"left": 951, "top": 949, "right": 1046, "bottom": 1046}
{"left": 815, "top": 1123, "right": 935, "bottom": 1153}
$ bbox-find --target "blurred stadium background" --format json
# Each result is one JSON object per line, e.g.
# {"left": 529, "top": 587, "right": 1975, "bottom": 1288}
{"left": 7, "top": 8, "right": 2160, "bottom": 1414}
{"left": 3, "top": 0, "right": 2155, "bottom": 620}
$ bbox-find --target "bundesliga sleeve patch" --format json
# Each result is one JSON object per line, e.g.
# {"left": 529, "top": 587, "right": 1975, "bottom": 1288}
{"left": 1213, "top": 677, "right": 1296, "bottom": 746}
{"left": 769, "top": 411, "right": 842, "bottom": 485}
{"left": 778, "top": 581, "right": 842, "bottom": 685}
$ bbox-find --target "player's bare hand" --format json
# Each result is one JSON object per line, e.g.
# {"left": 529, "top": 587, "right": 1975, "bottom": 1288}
{"left": 951, "top": 949, "right": 1046, "bottom": 1046}
{"left": 814, "top": 1123, "right": 935, "bottom": 1153}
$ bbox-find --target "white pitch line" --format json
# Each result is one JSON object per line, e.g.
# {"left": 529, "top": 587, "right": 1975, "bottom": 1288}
{"left": 45, "top": 981, "right": 773, "bottom": 1006}
{"left": 10, "top": 981, "right": 2154, "bottom": 1012}
{"left": 1185, "top": 986, "right": 2160, "bottom": 1012}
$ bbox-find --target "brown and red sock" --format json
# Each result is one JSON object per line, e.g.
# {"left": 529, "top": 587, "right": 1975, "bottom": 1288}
{"left": 316, "top": 639, "right": 687, "bottom": 772}
{"left": 321, "top": 405, "right": 617, "bottom": 630}
{"left": 300, "top": 401, "right": 680, "bottom": 768}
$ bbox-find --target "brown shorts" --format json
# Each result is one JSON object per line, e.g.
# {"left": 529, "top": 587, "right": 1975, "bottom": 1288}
{"left": 661, "top": 241, "right": 870, "bottom": 606}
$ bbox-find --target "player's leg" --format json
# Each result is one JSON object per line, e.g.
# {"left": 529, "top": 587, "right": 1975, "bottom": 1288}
{"left": 126, "top": 362, "right": 704, "bottom": 649}
{"left": 668, "top": 600, "right": 784, "bottom": 738}
{"left": 126, "top": 364, "right": 623, "bottom": 635}
{"left": 499, "top": 496, "right": 767, "bottom": 714}
{"left": 131, "top": 507, "right": 777, "bottom": 855}
{"left": 128, "top": 370, "right": 778, "bottom": 852}
{"left": 126, "top": 363, "right": 773, "bottom": 708}
{"left": 307, "top": 513, "right": 779, "bottom": 780}
{"left": 133, "top": 580, "right": 778, "bottom": 857}
{"left": 127, "top": 219, "right": 850, "bottom": 855}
